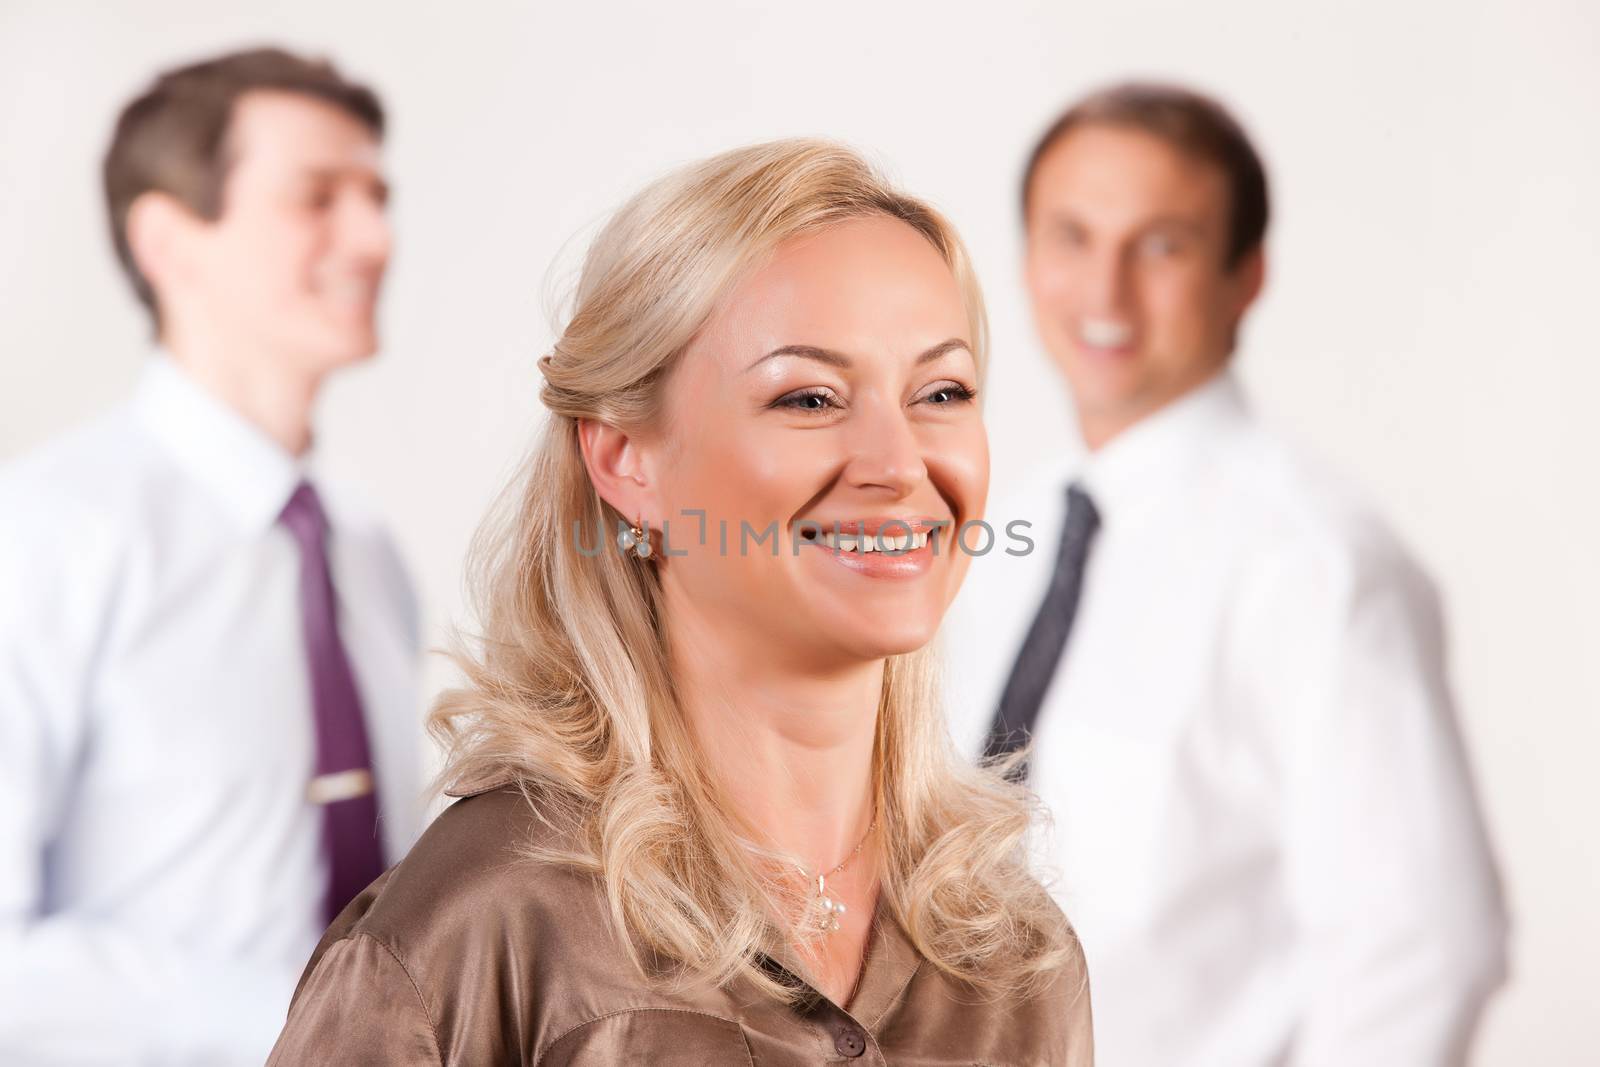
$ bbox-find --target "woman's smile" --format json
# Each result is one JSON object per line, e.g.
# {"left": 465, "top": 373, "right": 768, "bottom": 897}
{"left": 795, "top": 516, "right": 946, "bottom": 579}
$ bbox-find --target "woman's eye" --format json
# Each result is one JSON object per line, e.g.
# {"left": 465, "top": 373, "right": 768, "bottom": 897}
{"left": 918, "top": 382, "right": 977, "bottom": 406}
{"left": 773, "top": 388, "right": 841, "bottom": 412}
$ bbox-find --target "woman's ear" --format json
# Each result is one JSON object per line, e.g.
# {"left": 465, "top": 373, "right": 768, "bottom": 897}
{"left": 577, "top": 418, "right": 655, "bottom": 525}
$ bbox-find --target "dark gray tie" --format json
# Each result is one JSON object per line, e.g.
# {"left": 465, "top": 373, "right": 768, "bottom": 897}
{"left": 983, "top": 483, "right": 1100, "bottom": 772}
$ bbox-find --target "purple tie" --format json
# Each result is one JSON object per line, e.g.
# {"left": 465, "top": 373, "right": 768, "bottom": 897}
{"left": 278, "top": 480, "right": 386, "bottom": 924}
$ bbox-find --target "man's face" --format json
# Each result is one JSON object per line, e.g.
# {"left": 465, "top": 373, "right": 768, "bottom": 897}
{"left": 1023, "top": 123, "right": 1262, "bottom": 447}
{"left": 184, "top": 90, "right": 391, "bottom": 378}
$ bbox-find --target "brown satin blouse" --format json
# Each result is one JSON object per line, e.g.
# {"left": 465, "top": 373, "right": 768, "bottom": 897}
{"left": 267, "top": 783, "right": 1094, "bottom": 1066}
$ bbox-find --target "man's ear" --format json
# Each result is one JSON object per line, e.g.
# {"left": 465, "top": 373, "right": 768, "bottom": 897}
{"left": 1219, "top": 246, "right": 1266, "bottom": 359}
{"left": 125, "top": 191, "right": 202, "bottom": 305}
{"left": 1231, "top": 245, "right": 1267, "bottom": 318}
{"left": 576, "top": 417, "right": 656, "bottom": 526}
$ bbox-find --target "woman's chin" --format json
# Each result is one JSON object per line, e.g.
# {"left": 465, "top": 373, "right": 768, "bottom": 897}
{"left": 827, "top": 619, "right": 942, "bottom": 662}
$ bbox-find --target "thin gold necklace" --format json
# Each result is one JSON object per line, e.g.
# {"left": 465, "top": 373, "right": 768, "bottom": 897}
{"left": 797, "top": 813, "right": 877, "bottom": 934}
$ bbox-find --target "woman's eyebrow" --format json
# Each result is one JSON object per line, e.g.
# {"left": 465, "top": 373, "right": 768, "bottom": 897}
{"left": 747, "top": 338, "right": 970, "bottom": 372}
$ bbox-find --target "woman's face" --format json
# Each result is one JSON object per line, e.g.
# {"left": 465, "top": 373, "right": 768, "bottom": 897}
{"left": 646, "top": 214, "right": 988, "bottom": 668}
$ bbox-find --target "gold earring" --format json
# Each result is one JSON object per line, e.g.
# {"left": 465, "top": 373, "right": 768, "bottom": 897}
{"left": 616, "top": 515, "right": 652, "bottom": 559}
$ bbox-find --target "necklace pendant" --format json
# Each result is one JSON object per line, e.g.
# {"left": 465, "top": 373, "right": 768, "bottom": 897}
{"left": 804, "top": 814, "right": 875, "bottom": 937}
{"left": 817, "top": 875, "right": 847, "bottom": 934}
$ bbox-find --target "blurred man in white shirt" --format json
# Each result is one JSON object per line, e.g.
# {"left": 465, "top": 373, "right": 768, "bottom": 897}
{"left": 944, "top": 82, "right": 1508, "bottom": 1066}
{"left": 0, "top": 48, "right": 421, "bottom": 1064}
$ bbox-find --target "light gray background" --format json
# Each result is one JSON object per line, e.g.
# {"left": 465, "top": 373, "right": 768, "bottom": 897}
{"left": 2, "top": 1, "right": 1595, "bottom": 1061}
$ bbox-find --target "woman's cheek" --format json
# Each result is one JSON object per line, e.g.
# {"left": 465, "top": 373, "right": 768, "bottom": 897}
{"left": 928, "top": 423, "right": 989, "bottom": 525}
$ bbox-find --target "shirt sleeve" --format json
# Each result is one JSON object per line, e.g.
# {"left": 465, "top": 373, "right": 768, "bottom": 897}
{"left": 0, "top": 482, "right": 299, "bottom": 1066}
{"left": 267, "top": 933, "right": 443, "bottom": 1065}
{"left": 1232, "top": 529, "right": 1511, "bottom": 1066}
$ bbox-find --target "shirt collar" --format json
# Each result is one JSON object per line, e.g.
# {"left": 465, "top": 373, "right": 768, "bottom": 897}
{"left": 132, "top": 354, "right": 312, "bottom": 531}
{"left": 452, "top": 780, "right": 926, "bottom": 1030}
{"left": 754, "top": 893, "right": 921, "bottom": 1027}
{"left": 842, "top": 897, "right": 922, "bottom": 1026}
{"left": 1074, "top": 369, "right": 1249, "bottom": 527}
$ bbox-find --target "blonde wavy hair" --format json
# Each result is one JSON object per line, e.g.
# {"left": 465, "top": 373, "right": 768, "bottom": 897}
{"left": 429, "top": 137, "right": 1074, "bottom": 1002}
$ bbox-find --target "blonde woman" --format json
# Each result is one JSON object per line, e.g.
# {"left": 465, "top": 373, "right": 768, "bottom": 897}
{"left": 268, "top": 139, "right": 1093, "bottom": 1066}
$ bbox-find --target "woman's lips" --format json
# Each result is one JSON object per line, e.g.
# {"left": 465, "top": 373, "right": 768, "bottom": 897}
{"left": 795, "top": 520, "right": 944, "bottom": 580}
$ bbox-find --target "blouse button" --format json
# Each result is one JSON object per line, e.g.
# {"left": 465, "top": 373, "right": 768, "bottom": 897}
{"left": 833, "top": 1024, "right": 867, "bottom": 1058}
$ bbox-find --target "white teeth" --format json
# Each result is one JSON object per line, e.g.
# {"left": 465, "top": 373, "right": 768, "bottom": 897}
{"left": 1080, "top": 318, "right": 1132, "bottom": 348}
{"left": 811, "top": 529, "right": 930, "bottom": 553}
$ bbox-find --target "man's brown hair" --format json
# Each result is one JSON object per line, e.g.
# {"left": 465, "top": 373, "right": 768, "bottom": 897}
{"left": 1020, "top": 82, "right": 1269, "bottom": 269}
{"left": 102, "top": 46, "right": 385, "bottom": 329}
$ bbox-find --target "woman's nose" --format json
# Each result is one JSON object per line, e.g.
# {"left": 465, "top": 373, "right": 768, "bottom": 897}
{"left": 841, "top": 401, "right": 927, "bottom": 497}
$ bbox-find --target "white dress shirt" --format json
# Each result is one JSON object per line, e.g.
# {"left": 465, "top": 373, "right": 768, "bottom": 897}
{"left": 944, "top": 371, "right": 1509, "bottom": 1067}
{"left": 0, "top": 357, "right": 423, "bottom": 1065}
